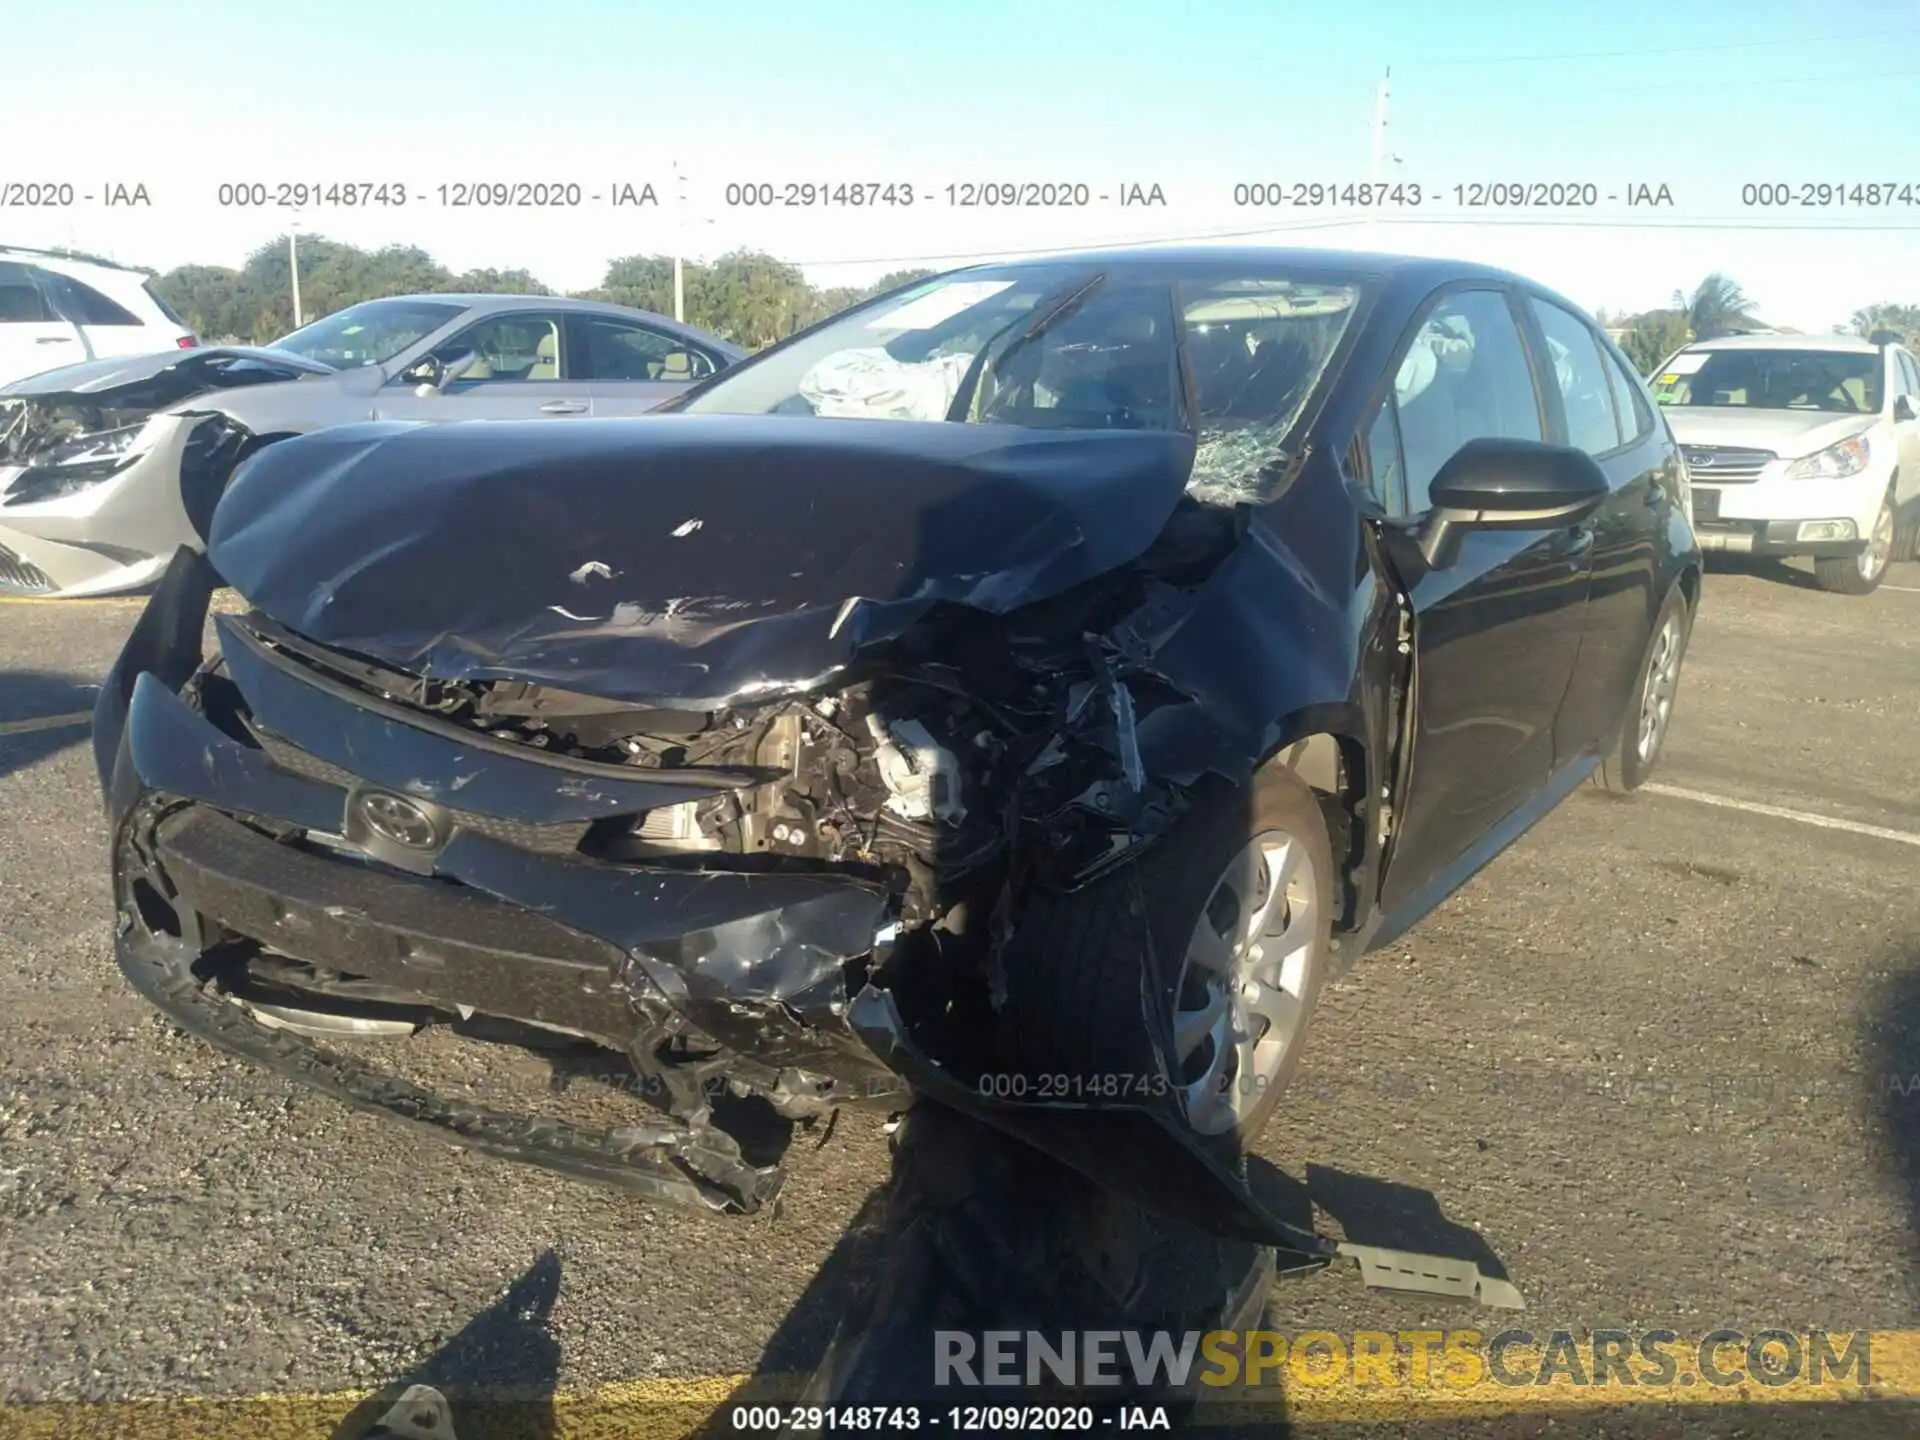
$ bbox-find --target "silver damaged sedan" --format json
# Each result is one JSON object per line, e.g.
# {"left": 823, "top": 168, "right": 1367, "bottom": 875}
{"left": 0, "top": 294, "right": 746, "bottom": 596}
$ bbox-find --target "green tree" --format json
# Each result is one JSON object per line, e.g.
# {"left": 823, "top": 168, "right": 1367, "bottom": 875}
{"left": 1671, "top": 273, "right": 1755, "bottom": 342}
{"left": 1850, "top": 302, "right": 1920, "bottom": 346}
{"left": 864, "top": 268, "right": 937, "bottom": 297}
{"left": 445, "top": 267, "right": 552, "bottom": 295}
{"left": 587, "top": 254, "right": 680, "bottom": 315}
{"left": 694, "top": 250, "right": 815, "bottom": 348}
{"left": 1619, "top": 313, "right": 1691, "bottom": 376}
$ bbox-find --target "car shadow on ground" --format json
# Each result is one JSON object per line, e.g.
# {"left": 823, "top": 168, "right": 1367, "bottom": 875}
{"left": 329, "top": 1248, "right": 562, "bottom": 1440}
{"left": 727, "top": 1128, "right": 1527, "bottom": 1439}
{"left": 0, "top": 669, "right": 99, "bottom": 781}
{"left": 1871, "top": 946, "right": 1920, "bottom": 1295}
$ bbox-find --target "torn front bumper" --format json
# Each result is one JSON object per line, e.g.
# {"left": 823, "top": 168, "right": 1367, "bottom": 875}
{"left": 0, "top": 416, "right": 205, "bottom": 597}
{"left": 95, "top": 550, "right": 1339, "bottom": 1258}
{"left": 96, "top": 549, "right": 901, "bottom": 1215}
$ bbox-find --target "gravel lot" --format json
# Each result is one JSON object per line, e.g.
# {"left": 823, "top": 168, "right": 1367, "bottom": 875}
{"left": 2, "top": 557, "right": 1918, "bottom": 1436}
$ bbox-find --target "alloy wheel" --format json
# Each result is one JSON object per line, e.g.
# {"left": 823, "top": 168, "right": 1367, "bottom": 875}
{"left": 1859, "top": 501, "right": 1895, "bottom": 582}
{"left": 1170, "top": 829, "right": 1319, "bottom": 1136}
{"left": 1636, "top": 610, "right": 1685, "bottom": 764}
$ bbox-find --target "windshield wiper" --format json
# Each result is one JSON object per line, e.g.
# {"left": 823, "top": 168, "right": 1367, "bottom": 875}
{"left": 945, "top": 274, "right": 1108, "bottom": 422}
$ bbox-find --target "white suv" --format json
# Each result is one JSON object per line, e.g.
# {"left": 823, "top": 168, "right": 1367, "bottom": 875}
{"left": 0, "top": 247, "right": 197, "bottom": 388}
{"left": 1652, "top": 333, "right": 1920, "bottom": 594}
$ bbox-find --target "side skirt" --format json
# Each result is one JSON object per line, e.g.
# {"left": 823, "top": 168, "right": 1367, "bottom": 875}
{"left": 1358, "top": 751, "right": 1599, "bottom": 954}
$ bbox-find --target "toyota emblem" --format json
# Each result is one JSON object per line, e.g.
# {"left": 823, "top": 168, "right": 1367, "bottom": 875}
{"left": 357, "top": 791, "right": 439, "bottom": 850}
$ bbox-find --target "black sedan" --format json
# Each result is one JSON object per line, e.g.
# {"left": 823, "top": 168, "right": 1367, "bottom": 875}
{"left": 91, "top": 247, "right": 1700, "bottom": 1248}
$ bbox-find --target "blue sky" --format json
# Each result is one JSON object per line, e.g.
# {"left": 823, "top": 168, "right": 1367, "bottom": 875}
{"left": 7, "top": 0, "right": 1918, "bottom": 328}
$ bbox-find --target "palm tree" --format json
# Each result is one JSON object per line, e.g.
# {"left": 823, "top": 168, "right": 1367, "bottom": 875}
{"left": 1850, "top": 303, "right": 1920, "bottom": 346}
{"left": 1671, "top": 273, "right": 1756, "bottom": 341}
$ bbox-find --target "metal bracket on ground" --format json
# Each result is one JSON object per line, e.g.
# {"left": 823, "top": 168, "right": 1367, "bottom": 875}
{"left": 1337, "top": 1242, "right": 1527, "bottom": 1309}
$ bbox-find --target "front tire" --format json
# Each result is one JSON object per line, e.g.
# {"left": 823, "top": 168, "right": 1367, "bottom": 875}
{"left": 1596, "top": 585, "right": 1693, "bottom": 795}
{"left": 995, "top": 768, "right": 1335, "bottom": 1155}
{"left": 1814, "top": 494, "right": 1895, "bottom": 594}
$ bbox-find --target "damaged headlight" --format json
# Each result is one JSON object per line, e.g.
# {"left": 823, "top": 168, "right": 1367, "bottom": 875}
{"left": 3, "top": 421, "right": 156, "bottom": 506}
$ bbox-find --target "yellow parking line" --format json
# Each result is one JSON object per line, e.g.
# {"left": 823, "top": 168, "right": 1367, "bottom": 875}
{"left": 0, "top": 711, "right": 92, "bottom": 736}
{"left": 0, "top": 595, "right": 147, "bottom": 605}
{"left": 3, "top": 1334, "right": 1918, "bottom": 1437}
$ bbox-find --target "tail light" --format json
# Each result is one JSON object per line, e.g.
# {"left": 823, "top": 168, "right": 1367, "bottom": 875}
{"left": 176, "top": 335, "right": 200, "bottom": 349}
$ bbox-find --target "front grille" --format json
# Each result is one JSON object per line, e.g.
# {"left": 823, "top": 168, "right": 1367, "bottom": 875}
{"left": 1681, "top": 446, "right": 1773, "bottom": 484}
{"left": 252, "top": 727, "right": 597, "bottom": 855}
{"left": 0, "top": 543, "right": 54, "bottom": 595}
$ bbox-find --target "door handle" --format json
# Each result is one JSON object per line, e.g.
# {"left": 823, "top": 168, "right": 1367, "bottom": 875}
{"left": 36, "top": 336, "right": 74, "bottom": 344}
{"left": 539, "top": 400, "right": 589, "bottom": 415}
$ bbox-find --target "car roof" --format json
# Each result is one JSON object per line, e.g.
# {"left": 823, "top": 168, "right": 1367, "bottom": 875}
{"left": 1683, "top": 333, "right": 1882, "bottom": 355}
{"left": 0, "top": 244, "right": 145, "bottom": 275}
{"left": 945, "top": 244, "right": 1536, "bottom": 290}
{"left": 380, "top": 293, "right": 666, "bottom": 315}
{"left": 344, "top": 293, "right": 745, "bottom": 354}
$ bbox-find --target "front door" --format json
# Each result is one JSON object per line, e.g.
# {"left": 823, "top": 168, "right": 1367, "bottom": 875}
{"left": 1370, "top": 286, "right": 1594, "bottom": 914}
{"left": 375, "top": 310, "right": 592, "bottom": 421}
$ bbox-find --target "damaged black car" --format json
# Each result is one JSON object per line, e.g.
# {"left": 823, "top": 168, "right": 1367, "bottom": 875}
{"left": 92, "top": 249, "right": 1701, "bottom": 1249}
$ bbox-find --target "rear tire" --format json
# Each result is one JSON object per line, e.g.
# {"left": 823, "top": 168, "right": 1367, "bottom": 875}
{"left": 1813, "top": 493, "right": 1895, "bottom": 594}
{"left": 995, "top": 768, "right": 1334, "bottom": 1158}
{"left": 1595, "top": 585, "right": 1692, "bottom": 795}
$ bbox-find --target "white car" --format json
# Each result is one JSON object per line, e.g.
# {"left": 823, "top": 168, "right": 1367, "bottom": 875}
{"left": 1651, "top": 332, "right": 1920, "bottom": 594}
{"left": 0, "top": 246, "right": 197, "bottom": 388}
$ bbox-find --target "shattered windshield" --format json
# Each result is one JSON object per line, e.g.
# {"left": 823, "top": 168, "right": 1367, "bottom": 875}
{"left": 1180, "top": 280, "right": 1360, "bottom": 503}
{"left": 1651, "top": 347, "right": 1885, "bottom": 414}
{"left": 676, "top": 266, "right": 1360, "bottom": 503}
{"left": 269, "top": 299, "right": 465, "bottom": 370}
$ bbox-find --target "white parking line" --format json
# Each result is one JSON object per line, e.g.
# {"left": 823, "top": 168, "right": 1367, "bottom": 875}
{"left": 1644, "top": 782, "right": 1920, "bottom": 848}
{"left": 0, "top": 711, "right": 91, "bottom": 737}
{"left": 1881, "top": 584, "right": 1920, "bottom": 594}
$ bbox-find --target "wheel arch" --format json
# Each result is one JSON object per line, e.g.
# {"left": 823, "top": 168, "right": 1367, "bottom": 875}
{"left": 1254, "top": 711, "right": 1374, "bottom": 942}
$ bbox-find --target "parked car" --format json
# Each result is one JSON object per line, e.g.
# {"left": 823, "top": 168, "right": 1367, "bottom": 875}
{"left": 0, "top": 295, "right": 745, "bottom": 596}
{"left": 92, "top": 249, "right": 1700, "bottom": 1244}
{"left": 0, "top": 245, "right": 198, "bottom": 388}
{"left": 1651, "top": 332, "right": 1920, "bottom": 593}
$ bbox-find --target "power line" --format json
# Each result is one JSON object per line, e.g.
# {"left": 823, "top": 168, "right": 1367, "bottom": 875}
{"left": 1413, "top": 27, "right": 1920, "bottom": 68}
{"left": 1431, "top": 64, "right": 1920, "bottom": 98}
{"left": 793, "top": 212, "right": 1919, "bottom": 271}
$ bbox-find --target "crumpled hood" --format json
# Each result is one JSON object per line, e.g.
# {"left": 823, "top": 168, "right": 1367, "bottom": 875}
{"left": 208, "top": 414, "right": 1197, "bottom": 707}
{"left": 0, "top": 346, "right": 335, "bottom": 410}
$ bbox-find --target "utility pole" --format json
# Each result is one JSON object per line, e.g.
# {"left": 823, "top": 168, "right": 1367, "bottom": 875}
{"left": 1370, "top": 67, "right": 1391, "bottom": 184}
{"left": 672, "top": 161, "right": 686, "bottom": 323}
{"left": 289, "top": 222, "right": 304, "bottom": 328}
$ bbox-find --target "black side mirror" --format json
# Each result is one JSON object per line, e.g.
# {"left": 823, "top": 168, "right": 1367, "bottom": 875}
{"left": 1416, "top": 436, "right": 1611, "bottom": 569}
{"left": 1895, "top": 394, "right": 1917, "bottom": 422}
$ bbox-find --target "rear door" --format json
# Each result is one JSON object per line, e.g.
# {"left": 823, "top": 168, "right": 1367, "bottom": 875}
{"left": 1369, "top": 285, "right": 1595, "bottom": 913}
{"left": 577, "top": 312, "right": 726, "bottom": 415}
{"left": 35, "top": 266, "right": 163, "bottom": 360}
{"left": 0, "top": 261, "right": 86, "bottom": 383}
{"left": 375, "top": 309, "right": 592, "bottom": 421}
{"left": 1521, "top": 295, "right": 1675, "bottom": 760}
